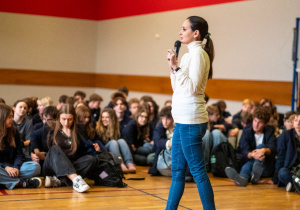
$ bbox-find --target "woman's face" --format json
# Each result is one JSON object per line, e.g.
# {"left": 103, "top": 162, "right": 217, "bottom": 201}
{"left": 5, "top": 111, "right": 14, "bottom": 128}
{"left": 15, "top": 102, "right": 28, "bottom": 117}
{"left": 82, "top": 112, "right": 91, "bottom": 125}
{"left": 37, "top": 103, "right": 45, "bottom": 114}
{"left": 114, "top": 99, "right": 125, "bottom": 114}
{"left": 138, "top": 112, "right": 148, "bottom": 126}
{"left": 179, "top": 19, "right": 198, "bottom": 45}
{"left": 147, "top": 102, "right": 154, "bottom": 114}
{"left": 101, "top": 112, "right": 110, "bottom": 127}
{"left": 60, "top": 114, "right": 74, "bottom": 129}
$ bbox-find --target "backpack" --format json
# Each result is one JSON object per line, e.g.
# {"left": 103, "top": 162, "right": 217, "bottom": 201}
{"left": 291, "top": 165, "right": 300, "bottom": 193}
{"left": 210, "top": 142, "right": 239, "bottom": 178}
{"left": 94, "top": 152, "right": 127, "bottom": 188}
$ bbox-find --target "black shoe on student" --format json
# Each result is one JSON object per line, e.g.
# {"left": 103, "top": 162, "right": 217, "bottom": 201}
{"left": 250, "top": 161, "right": 263, "bottom": 184}
{"left": 225, "top": 167, "right": 248, "bottom": 187}
{"left": 185, "top": 176, "right": 194, "bottom": 182}
{"left": 20, "top": 177, "right": 42, "bottom": 188}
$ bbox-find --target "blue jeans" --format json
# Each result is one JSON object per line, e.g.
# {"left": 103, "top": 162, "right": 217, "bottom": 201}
{"left": 239, "top": 144, "right": 273, "bottom": 179}
{"left": 105, "top": 139, "right": 134, "bottom": 165}
{"left": 0, "top": 161, "right": 41, "bottom": 189}
{"left": 278, "top": 168, "right": 293, "bottom": 186}
{"left": 166, "top": 123, "right": 215, "bottom": 210}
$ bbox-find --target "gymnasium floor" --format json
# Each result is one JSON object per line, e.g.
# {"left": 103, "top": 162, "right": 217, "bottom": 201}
{"left": 0, "top": 166, "right": 299, "bottom": 210}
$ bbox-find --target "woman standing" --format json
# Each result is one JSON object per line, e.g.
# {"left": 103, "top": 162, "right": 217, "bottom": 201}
{"left": 166, "top": 16, "right": 215, "bottom": 209}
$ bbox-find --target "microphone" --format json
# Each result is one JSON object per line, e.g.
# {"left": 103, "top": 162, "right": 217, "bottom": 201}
{"left": 174, "top": 40, "right": 181, "bottom": 58}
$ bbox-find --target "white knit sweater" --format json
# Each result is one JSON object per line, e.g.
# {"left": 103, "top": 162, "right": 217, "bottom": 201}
{"left": 170, "top": 41, "right": 210, "bottom": 124}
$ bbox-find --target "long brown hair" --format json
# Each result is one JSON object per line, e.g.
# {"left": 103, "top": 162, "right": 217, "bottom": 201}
{"left": 96, "top": 107, "right": 120, "bottom": 143}
{"left": 0, "top": 104, "right": 16, "bottom": 150}
{"left": 76, "top": 106, "right": 96, "bottom": 139}
{"left": 50, "top": 103, "right": 78, "bottom": 155}
{"left": 133, "top": 104, "right": 150, "bottom": 140}
{"left": 187, "top": 16, "right": 214, "bottom": 79}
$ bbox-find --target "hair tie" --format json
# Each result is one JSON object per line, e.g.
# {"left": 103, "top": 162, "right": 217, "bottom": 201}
{"left": 202, "top": 32, "right": 211, "bottom": 48}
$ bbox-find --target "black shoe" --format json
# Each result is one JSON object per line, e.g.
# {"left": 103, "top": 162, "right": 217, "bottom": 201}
{"left": 20, "top": 177, "right": 42, "bottom": 188}
{"left": 225, "top": 167, "right": 248, "bottom": 187}
{"left": 185, "top": 176, "right": 194, "bottom": 182}
{"left": 250, "top": 161, "right": 263, "bottom": 184}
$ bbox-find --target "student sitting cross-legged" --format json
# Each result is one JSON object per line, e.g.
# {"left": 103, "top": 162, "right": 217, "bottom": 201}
{"left": 0, "top": 104, "right": 41, "bottom": 189}
{"left": 225, "top": 106, "right": 276, "bottom": 186}
{"left": 43, "top": 104, "right": 98, "bottom": 193}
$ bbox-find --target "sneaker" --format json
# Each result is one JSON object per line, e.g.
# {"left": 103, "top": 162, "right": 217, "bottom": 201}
{"left": 72, "top": 175, "right": 90, "bottom": 193}
{"left": 225, "top": 167, "right": 248, "bottom": 187}
{"left": 286, "top": 182, "right": 295, "bottom": 192}
{"left": 121, "top": 163, "right": 129, "bottom": 174}
{"left": 250, "top": 161, "right": 263, "bottom": 184}
{"left": 45, "top": 176, "right": 61, "bottom": 188}
{"left": 127, "top": 163, "right": 136, "bottom": 174}
{"left": 20, "top": 177, "right": 42, "bottom": 188}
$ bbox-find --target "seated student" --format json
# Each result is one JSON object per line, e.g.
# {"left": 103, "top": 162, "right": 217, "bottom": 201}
{"left": 31, "top": 106, "right": 58, "bottom": 172}
{"left": 148, "top": 106, "right": 174, "bottom": 176}
{"left": 96, "top": 107, "right": 136, "bottom": 173}
{"left": 216, "top": 100, "right": 231, "bottom": 120}
{"left": 113, "top": 96, "right": 132, "bottom": 138}
{"left": 272, "top": 112, "right": 300, "bottom": 192}
{"left": 232, "top": 99, "right": 253, "bottom": 130}
{"left": 32, "top": 96, "right": 53, "bottom": 126}
{"left": 43, "top": 104, "right": 98, "bottom": 193}
{"left": 124, "top": 105, "right": 153, "bottom": 166}
{"left": 87, "top": 93, "right": 103, "bottom": 124}
{"left": 281, "top": 111, "right": 295, "bottom": 131}
{"left": 74, "top": 90, "right": 86, "bottom": 102}
{"left": 202, "top": 105, "right": 230, "bottom": 169}
{"left": 225, "top": 106, "right": 276, "bottom": 186}
{"left": 128, "top": 98, "right": 140, "bottom": 117}
{"left": 56, "top": 95, "right": 68, "bottom": 111}
{"left": 23, "top": 97, "right": 38, "bottom": 120}
{"left": 146, "top": 99, "right": 159, "bottom": 141}
{"left": 75, "top": 106, "right": 107, "bottom": 153}
{"left": 13, "top": 100, "right": 33, "bottom": 161}
{"left": 0, "top": 104, "right": 41, "bottom": 189}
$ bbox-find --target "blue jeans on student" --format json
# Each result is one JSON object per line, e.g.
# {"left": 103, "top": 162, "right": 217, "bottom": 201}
{"left": 0, "top": 161, "right": 41, "bottom": 189}
{"left": 105, "top": 139, "right": 134, "bottom": 165}
{"left": 211, "top": 129, "right": 227, "bottom": 148}
{"left": 239, "top": 144, "right": 273, "bottom": 179}
{"left": 278, "top": 168, "right": 293, "bottom": 186}
{"left": 166, "top": 123, "right": 215, "bottom": 210}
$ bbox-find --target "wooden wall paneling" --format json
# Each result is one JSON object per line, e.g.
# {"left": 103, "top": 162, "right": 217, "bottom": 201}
{"left": 0, "top": 68, "right": 292, "bottom": 105}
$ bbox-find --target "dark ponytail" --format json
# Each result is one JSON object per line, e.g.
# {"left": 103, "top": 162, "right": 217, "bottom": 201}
{"left": 187, "top": 16, "right": 215, "bottom": 79}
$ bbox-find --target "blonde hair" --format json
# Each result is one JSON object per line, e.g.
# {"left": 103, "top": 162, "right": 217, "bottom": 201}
{"left": 96, "top": 108, "right": 120, "bottom": 143}
{"left": 37, "top": 96, "right": 53, "bottom": 107}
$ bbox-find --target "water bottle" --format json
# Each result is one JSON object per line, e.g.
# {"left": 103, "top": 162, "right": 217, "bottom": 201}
{"left": 211, "top": 155, "right": 216, "bottom": 164}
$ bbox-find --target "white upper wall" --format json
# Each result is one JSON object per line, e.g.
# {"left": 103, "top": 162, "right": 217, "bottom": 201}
{"left": 96, "top": 0, "right": 300, "bottom": 81}
{"left": 0, "top": 12, "right": 97, "bottom": 72}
